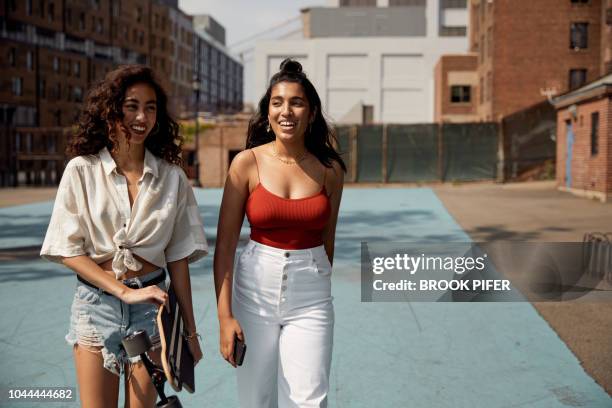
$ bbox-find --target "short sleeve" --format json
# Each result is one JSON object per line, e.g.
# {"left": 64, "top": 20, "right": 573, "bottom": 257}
{"left": 164, "top": 170, "right": 209, "bottom": 263}
{"left": 40, "top": 164, "right": 87, "bottom": 263}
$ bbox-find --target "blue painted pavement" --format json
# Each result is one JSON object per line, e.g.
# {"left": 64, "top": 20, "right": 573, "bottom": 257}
{"left": 0, "top": 188, "right": 609, "bottom": 407}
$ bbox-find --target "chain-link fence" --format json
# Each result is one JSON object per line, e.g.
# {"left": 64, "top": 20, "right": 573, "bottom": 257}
{"left": 501, "top": 101, "right": 557, "bottom": 181}
{"left": 336, "top": 122, "right": 499, "bottom": 183}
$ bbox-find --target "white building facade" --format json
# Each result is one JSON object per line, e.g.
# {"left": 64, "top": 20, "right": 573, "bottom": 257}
{"left": 254, "top": 0, "right": 469, "bottom": 124}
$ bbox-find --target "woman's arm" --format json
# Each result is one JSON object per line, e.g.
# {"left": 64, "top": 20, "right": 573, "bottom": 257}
{"left": 322, "top": 161, "right": 345, "bottom": 265}
{"left": 167, "top": 257, "right": 203, "bottom": 363}
{"left": 213, "top": 150, "right": 252, "bottom": 366}
{"left": 62, "top": 255, "right": 168, "bottom": 305}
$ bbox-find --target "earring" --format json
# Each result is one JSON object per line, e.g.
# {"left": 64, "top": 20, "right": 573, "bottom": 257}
{"left": 266, "top": 122, "right": 271, "bottom": 133}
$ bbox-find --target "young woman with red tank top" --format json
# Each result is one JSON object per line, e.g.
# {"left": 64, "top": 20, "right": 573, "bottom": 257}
{"left": 214, "top": 59, "right": 346, "bottom": 408}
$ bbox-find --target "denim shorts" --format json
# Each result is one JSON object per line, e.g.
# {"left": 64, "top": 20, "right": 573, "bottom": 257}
{"left": 65, "top": 268, "right": 168, "bottom": 376}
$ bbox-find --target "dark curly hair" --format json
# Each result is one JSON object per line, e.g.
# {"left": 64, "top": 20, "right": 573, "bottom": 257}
{"left": 247, "top": 59, "right": 346, "bottom": 171}
{"left": 67, "top": 65, "right": 183, "bottom": 166}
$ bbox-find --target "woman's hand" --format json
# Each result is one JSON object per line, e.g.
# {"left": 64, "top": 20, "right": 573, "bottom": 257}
{"left": 219, "top": 316, "right": 244, "bottom": 367}
{"left": 186, "top": 335, "right": 203, "bottom": 365}
{"left": 120, "top": 286, "right": 168, "bottom": 306}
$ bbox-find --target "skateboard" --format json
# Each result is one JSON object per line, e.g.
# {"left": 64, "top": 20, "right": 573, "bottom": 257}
{"left": 122, "top": 285, "right": 195, "bottom": 408}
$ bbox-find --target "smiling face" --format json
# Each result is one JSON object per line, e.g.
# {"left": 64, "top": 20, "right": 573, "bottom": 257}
{"left": 115, "top": 82, "right": 157, "bottom": 145}
{"left": 268, "top": 81, "right": 313, "bottom": 143}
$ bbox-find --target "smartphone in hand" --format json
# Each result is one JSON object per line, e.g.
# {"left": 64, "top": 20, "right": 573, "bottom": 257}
{"left": 233, "top": 334, "right": 246, "bottom": 366}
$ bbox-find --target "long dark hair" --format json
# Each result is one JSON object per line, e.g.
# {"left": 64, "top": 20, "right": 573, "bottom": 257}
{"left": 247, "top": 59, "right": 346, "bottom": 171}
{"left": 67, "top": 65, "right": 183, "bottom": 166}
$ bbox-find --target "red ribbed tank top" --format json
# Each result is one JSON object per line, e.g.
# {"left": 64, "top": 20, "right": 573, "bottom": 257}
{"left": 245, "top": 150, "right": 331, "bottom": 250}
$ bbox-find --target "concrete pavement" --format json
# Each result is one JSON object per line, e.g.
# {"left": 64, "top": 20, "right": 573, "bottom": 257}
{"left": 0, "top": 185, "right": 610, "bottom": 407}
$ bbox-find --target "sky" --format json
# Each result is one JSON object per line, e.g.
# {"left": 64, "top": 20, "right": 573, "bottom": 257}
{"left": 179, "top": 0, "right": 327, "bottom": 104}
{"left": 179, "top": 0, "right": 325, "bottom": 48}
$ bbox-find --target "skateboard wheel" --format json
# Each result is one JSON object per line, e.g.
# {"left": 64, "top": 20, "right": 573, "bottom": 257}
{"left": 156, "top": 395, "right": 182, "bottom": 408}
{"left": 122, "top": 330, "right": 152, "bottom": 358}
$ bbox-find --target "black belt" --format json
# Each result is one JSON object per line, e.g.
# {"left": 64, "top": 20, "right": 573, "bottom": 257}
{"left": 77, "top": 269, "right": 167, "bottom": 296}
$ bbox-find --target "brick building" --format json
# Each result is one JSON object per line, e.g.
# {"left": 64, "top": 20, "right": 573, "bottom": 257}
{"left": 553, "top": 73, "right": 612, "bottom": 201}
{"left": 434, "top": 54, "right": 479, "bottom": 122}
{"left": 601, "top": 0, "right": 612, "bottom": 74}
{"left": 436, "top": 0, "right": 606, "bottom": 123}
{"left": 0, "top": 0, "right": 243, "bottom": 127}
{"left": 193, "top": 15, "right": 243, "bottom": 114}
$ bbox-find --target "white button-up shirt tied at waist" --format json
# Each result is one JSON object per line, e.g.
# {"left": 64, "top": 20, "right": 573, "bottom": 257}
{"left": 40, "top": 147, "right": 208, "bottom": 273}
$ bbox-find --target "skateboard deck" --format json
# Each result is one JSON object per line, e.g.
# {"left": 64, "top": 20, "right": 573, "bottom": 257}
{"left": 157, "top": 285, "right": 195, "bottom": 393}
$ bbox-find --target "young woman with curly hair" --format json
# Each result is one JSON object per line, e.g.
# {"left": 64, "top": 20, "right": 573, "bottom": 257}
{"left": 214, "top": 59, "right": 346, "bottom": 407}
{"left": 40, "top": 65, "right": 207, "bottom": 408}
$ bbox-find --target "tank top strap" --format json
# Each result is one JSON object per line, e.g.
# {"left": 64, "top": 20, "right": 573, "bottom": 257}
{"left": 250, "top": 149, "right": 260, "bottom": 184}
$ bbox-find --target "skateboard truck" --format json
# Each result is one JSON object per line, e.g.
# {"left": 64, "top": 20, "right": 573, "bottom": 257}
{"left": 122, "top": 330, "right": 183, "bottom": 408}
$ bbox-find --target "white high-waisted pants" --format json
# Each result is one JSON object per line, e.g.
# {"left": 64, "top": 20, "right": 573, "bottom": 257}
{"left": 232, "top": 240, "right": 334, "bottom": 408}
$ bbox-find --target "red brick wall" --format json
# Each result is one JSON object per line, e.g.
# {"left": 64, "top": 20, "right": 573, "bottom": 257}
{"left": 607, "top": 97, "right": 612, "bottom": 192}
{"left": 556, "top": 96, "right": 611, "bottom": 194}
{"left": 0, "top": 40, "right": 36, "bottom": 107}
{"left": 471, "top": 0, "right": 603, "bottom": 121}
{"left": 602, "top": 0, "right": 612, "bottom": 75}
{"left": 434, "top": 54, "right": 479, "bottom": 123}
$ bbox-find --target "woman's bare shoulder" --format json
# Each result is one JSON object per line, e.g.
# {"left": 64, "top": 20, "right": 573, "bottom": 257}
{"left": 229, "top": 149, "right": 257, "bottom": 174}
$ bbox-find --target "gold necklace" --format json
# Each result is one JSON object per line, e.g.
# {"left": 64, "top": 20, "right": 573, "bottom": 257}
{"left": 272, "top": 142, "right": 307, "bottom": 165}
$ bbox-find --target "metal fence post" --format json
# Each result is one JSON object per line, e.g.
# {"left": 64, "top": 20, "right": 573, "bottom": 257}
{"left": 497, "top": 117, "right": 505, "bottom": 183}
{"left": 382, "top": 124, "right": 388, "bottom": 183}
{"left": 351, "top": 125, "right": 358, "bottom": 183}
{"left": 437, "top": 123, "right": 443, "bottom": 182}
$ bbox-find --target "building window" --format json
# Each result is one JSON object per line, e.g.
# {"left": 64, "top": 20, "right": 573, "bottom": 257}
{"left": 12, "top": 77, "right": 23, "bottom": 96}
{"left": 26, "top": 0, "right": 32, "bottom": 15}
{"left": 486, "top": 72, "right": 492, "bottom": 101}
{"left": 136, "top": 6, "right": 142, "bottom": 23}
{"left": 591, "top": 111, "right": 599, "bottom": 155}
{"left": 8, "top": 48, "right": 16, "bottom": 67}
{"left": 570, "top": 22, "right": 588, "bottom": 49}
{"left": 66, "top": 8, "right": 71, "bottom": 25}
{"left": 79, "top": 12, "right": 85, "bottom": 30}
{"left": 26, "top": 51, "right": 33, "bottom": 70}
{"left": 52, "top": 56, "right": 59, "bottom": 72}
{"left": 340, "top": 0, "right": 376, "bottom": 6}
{"left": 74, "top": 61, "right": 80, "bottom": 77}
{"left": 38, "top": 0, "right": 45, "bottom": 18}
{"left": 571, "top": 0, "right": 590, "bottom": 3}
{"left": 450, "top": 85, "right": 471, "bottom": 103}
{"left": 74, "top": 86, "right": 83, "bottom": 102}
{"left": 440, "top": 0, "right": 466, "bottom": 8}
{"left": 569, "top": 69, "right": 587, "bottom": 89}
{"left": 39, "top": 78, "right": 46, "bottom": 98}
{"left": 48, "top": 2, "right": 54, "bottom": 21}
{"left": 96, "top": 18, "right": 103, "bottom": 34}
{"left": 479, "top": 76, "right": 484, "bottom": 103}
{"left": 487, "top": 27, "right": 492, "bottom": 58}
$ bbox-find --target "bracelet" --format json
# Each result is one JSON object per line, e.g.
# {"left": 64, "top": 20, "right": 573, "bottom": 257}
{"left": 183, "top": 330, "right": 201, "bottom": 340}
